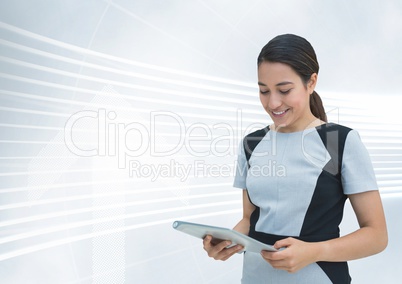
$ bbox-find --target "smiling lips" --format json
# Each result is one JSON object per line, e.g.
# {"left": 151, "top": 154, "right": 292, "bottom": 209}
{"left": 271, "top": 109, "right": 289, "bottom": 117}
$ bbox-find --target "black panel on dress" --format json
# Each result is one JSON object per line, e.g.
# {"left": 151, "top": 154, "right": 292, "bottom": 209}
{"left": 243, "top": 126, "right": 270, "bottom": 168}
{"left": 243, "top": 126, "right": 270, "bottom": 207}
{"left": 300, "top": 123, "right": 352, "bottom": 284}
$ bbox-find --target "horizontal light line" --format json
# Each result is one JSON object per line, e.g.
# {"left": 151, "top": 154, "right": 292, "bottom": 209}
{"left": 372, "top": 164, "right": 402, "bottom": 171}
{"left": 1, "top": 108, "right": 397, "bottom": 136}
{"left": 377, "top": 181, "right": 402, "bottom": 186}
{"left": 0, "top": 112, "right": 399, "bottom": 143}
{"left": 378, "top": 175, "right": 402, "bottom": 180}
{"left": 363, "top": 143, "right": 402, "bottom": 150}
{"left": 0, "top": 167, "right": 111, "bottom": 176}
{"left": 0, "top": 117, "right": 266, "bottom": 135}
{"left": 0, "top": 72, "right": 260, "bottom": 111}
{"left": 72, "top": 247, "right": 193, "bottom": 283}
{"left": 0, "top": 153, "right": 397, "bottom": 161}
{"left": 0, "top": 119, "right": 263, "bottom": 133}
{"left": 0, "top": 190, "right": 238, "bottom": 211}
{"left": 380, "top": 192, "right": 402, "bottom": 198}
{"left": 377, "top": 167, "right": 402, "bottom": 173}
{"left": 0, "top": 123, "right": 62, "bottom": 131}
{"left": 367, "top": 148, "right": 402, "bottom": 151}
{"left": 0, "top": 140, "right": 235, "bottom": 147}
{"left": 0, "top": 84, "right": 398, "bottom": 129}
{"left": 0, "top": 208, "right": 241, "bottom": 262}
{"left": 377, "top": 179, "right": 402, "bottom": 184}
{"left": 362, "top": 134, "right": 402, "bottom": 139}
{"left": 1, "top": 26, "right": 400, "bottom": 124}
{"left": 377, "top": 175, "right": 402, "bottom": 183}
{"left": 372, "top": 161, "right": 402, "bottom": 165}
{"left": 0, "top": 68, "right": 254, "bottom": 114}
{"left": 0, "top": 163, "right": 236, "bottom": 176}
{"left": 0, "top": 89, "right": 264, "bottom": 122}
{"left": 370, "top": 154, "right": 402, "bottom": 157}
{"left": 0, "top": 140, "right": 400, "bottom": 155}
{"left": 0, "top": 199, "right": 238, "bottom": 230}
{"left": 0, "top": 200, "right": 241, "bottom": 244}
{"left": 0, "top": 141, "right": 397, "bottom": 151}
{"left": 0, "top": 39, "right": 257, "bottom": 97}
{"left": 0, "top": 122, "right": 252, "bottom": 142}
{"left": 0, "top": 161, "right": 237, "bottom": 175}
{"left": 379, "top": 187, "right": 402, "bottom": 194}
{"left": 0, "top": 106, "right": 69, "bottom": 117}
{"left": 374, "top": 167, "right": 402, "bottom": 170}
{"left": 335, "top": 120, "right": 402, "bottom": 129}
{"left": 375, "top": 169, "right": 402, "bottom": 173}
{"left": 0, "top": 154, "right": 234, "bottom": 161}
{"left": 363, "top": 136, "right": 402, "bottom": 141}
{"left": 5, "top": 58, "right": 400, "bottom": 125}
{"left": 4, "top": 73, "right": 395, "bottom": 127}
{"left": 366, "top": 142, "right": 402, "bottom": 146}
{"left": 0, "top": 180, "right": 231, "bottom": 194}
{"left": 0, "top": 156, "right": 76, "bottom": 160}
{"left": 0, "top": 59, "right": 255, "bottom": 109}
{"left": 0, "top": 22, "right": 256, "bottom": 88}
{"left": 380, "top": 187, "right": 402, "bottom": 198}
{"left": 0, "top": 140, "right": 68, "bottom": 144}
{"left": 0, "top": 197, "right": 240, "bottom": 229}
{"left": 1, "top": 138, "right": 401, "bottom": 146}
{"left": 378, "top": 184, "right": 402, "bottom": 189}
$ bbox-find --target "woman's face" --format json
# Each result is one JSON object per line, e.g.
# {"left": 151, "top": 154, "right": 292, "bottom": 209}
{"left": 257, "top": 61, "right": 317, "bottom": 133}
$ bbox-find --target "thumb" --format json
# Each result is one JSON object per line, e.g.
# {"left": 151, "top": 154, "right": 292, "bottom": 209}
{"left": 274, "top": 237, "right": 293, "bottom": 249}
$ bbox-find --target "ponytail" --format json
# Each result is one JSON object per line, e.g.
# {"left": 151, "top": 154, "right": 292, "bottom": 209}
{"left": 310, "top": 91, "right": 327, "bottom": 122}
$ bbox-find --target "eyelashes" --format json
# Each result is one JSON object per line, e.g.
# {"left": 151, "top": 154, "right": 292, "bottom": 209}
{"left": 279, "top": 89, "right": 291, "bottom": 95}
{"left": 259, "top": 89, "right": 292, "bottom": 95}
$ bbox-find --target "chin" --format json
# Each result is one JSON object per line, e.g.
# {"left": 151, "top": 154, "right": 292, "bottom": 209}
{"left": 274, "top": 122, "right": 288, "bottom": 130}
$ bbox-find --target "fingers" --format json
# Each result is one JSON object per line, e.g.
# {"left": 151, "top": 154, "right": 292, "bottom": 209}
{"left": 203, "top": 235, "right": 243, "bottom": 261}
{"left": 261, "top": 238, "right": 291, "bottom": 271}
{"left": 274, "top": 237, "right": 293, "bottom": 250}
{"left": 260, "top": 238, "right": 290, "bottom": 262}
{"left": 260, "top": 251, "right": 295, "bottom": 272}
{"left": 260, "top": 238, "right": 309, "bottom": 273}
{"left": 260, "top": 250, "right": 284, "bottom": 262}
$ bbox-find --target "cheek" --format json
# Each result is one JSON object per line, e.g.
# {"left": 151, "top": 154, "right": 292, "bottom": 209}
{"left": 287, "top": 91, "right": 310, "bottom": 110}
{"left": 259, "top": 95, "right": 268, "bottom": 107}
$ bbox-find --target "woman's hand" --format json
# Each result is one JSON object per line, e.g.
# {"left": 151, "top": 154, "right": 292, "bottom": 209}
{"left": 260, "top": 237, "right": 319, "bottom": 273}
{"left": 203, "top": 235, "right": 244, "bottom": 261}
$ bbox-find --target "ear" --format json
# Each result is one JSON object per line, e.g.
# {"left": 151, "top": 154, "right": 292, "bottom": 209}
{"left": 308, "top": 73, "right": 318, "bottom": 94}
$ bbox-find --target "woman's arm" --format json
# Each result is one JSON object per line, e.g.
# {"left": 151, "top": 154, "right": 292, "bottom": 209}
{"left": 233, "top": 189, "right": 256, "bottom": 234}
{"left": 261, "top": 190, "right": 388, "bottom": 272}
{"left": 316, "top": 190, "right": 388, "bottom": 261}
{"left": 203, "top": 189, "right": 256, "bottom": 260}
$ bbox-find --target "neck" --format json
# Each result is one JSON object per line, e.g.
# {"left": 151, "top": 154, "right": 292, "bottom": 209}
{"left": 272, "top": 115, "right": 324, "bottom": 133}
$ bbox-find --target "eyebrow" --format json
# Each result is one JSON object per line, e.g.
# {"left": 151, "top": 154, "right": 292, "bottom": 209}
{"left": 258, "top": 81, "right": 294, "bottom": 87}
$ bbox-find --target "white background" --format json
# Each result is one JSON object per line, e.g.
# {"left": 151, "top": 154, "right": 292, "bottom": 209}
{"left": 0, "top": 1, "right": 401, "bottom": 283}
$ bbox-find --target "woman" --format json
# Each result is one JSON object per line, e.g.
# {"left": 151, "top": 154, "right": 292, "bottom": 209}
{"left": 203, "top": 34, "right": 388, "bottom": 283}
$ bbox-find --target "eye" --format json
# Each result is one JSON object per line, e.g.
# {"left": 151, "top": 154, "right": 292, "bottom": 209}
{"left": 279, "top": 89, "right": 291, "bottom": 95}
{"left": 260, "top": 90, "right": 270, "bottom": 95}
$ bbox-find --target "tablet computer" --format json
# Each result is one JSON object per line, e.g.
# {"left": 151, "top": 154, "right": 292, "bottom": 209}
{"left": 172, "top": 220, "right": 277, "bottom": 253}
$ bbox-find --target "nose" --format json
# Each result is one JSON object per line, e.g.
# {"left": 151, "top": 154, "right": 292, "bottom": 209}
{"left": 267, "top": 92, "right": 282, "bottom": 110}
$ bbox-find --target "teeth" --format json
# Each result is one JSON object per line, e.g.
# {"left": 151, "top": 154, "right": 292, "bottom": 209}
{"left": 273, "top": 110, "right": 286, "bottom": 115}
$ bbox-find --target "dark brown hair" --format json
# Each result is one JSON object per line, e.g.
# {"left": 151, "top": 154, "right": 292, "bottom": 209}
{"left": 257, "top": 34, "right": 327, "bottom": 122}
